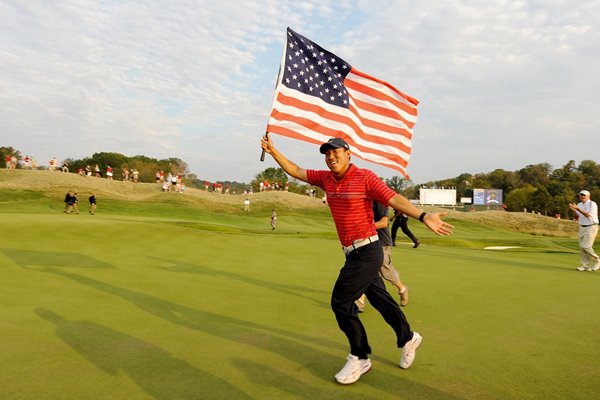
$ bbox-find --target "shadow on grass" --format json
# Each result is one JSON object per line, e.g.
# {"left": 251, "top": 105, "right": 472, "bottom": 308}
{"left": 0, "top": 248, "right": 114, "bottom": 269}
{"left": 234, "top": 358, "right": 465, "bottom": 400}
{"left": 40, "top": 270, "right": 466, "bottom": 399}
{"left": 35, "top": 308, "right": 253, "bottom": 400}
{"left": 42, "top": 270, "right": 344, "bottom": 379}
{"left": 151, "top": 256, "right": 329, "bottom": 308}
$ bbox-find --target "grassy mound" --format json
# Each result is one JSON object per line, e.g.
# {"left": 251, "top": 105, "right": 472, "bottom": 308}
{"left": 0, "top": 169, "right": 324, "bottom": 214}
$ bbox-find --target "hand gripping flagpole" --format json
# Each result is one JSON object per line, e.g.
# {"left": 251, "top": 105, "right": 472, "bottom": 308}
{"left": 260, "top": 131, "right": 268, "bottom": 162}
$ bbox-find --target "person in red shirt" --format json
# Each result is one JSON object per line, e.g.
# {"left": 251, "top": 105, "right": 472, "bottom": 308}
{"left": 261, "top": 135, "right": 453, "bottom": 385}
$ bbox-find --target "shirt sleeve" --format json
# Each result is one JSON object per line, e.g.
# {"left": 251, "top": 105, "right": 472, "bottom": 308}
{"left": 306, "top": 170, "right": 326, "bottom": 189}
{"left": 366, "top": 171, "right": 396, "bottom": 205}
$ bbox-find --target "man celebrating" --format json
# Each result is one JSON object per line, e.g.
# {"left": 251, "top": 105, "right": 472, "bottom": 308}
{"left": 261, "top": 135, "right": 453, "bottom": 384}
{"left": 569, "top": 190, "right": 599, "bottom": 272}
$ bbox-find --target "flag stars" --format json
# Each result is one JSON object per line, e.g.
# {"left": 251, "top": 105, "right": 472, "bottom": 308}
{"left": 282, "top": 30, "right": 351, "bottom": 108}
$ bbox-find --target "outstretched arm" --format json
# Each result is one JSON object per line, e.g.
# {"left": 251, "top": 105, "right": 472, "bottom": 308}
{"left": 387, "top": 194, "right": 453, "bottom": 236}
{"left": 261, "top": 134, "right": 309, "bottom": 183}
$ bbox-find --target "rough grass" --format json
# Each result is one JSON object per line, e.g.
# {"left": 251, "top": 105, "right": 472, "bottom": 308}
{"left": 0, "top": 169, "right": 578, "bottom": 237}
{"left": 0, "top": 169, "right": 323, "bottom": 212}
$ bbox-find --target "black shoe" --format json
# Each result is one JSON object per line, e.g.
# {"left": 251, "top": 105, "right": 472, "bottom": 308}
{"left": 413, "top": 241, "right": 420, "bottom": 249}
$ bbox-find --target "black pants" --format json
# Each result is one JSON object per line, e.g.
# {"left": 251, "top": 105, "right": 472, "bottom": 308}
{"left": 331, "top": 241, "right": 412, "bottom": 359}
{"left": 391, "top": 215, "right": 418, "bottom": 245}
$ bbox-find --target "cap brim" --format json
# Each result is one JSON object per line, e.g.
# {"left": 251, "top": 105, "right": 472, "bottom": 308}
{"left": 319, "top": 144, "right": 338, "bottom": 154}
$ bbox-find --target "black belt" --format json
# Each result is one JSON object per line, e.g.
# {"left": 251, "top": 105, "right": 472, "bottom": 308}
{"left": 581, "top": 224, "right": 596, "bottom": 227}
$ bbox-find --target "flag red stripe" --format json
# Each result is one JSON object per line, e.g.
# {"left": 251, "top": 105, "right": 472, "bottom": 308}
{"left": 349, "top": 96, "right": 416, "bottom": 130}
{"left": 269, "top": 108, "right": 410, "bottom": 168}
{"left": 348, "top": 103, "right": 413, "bottom": 140}
{"left": 345, "top": 76, "right": 418, "bottom": 119}
{"left": 274, "top": 92, "right": 412, "bottom": 153}
{"left": 349, "top": 68, "right": 419, "bottom": 107}
{"left": 268, "top": 123, "right": 409, "bottom": 176}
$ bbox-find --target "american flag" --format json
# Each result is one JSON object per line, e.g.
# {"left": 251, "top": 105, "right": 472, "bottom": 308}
{"left": 267, "top": 27, "right": 419, "bottom": 178}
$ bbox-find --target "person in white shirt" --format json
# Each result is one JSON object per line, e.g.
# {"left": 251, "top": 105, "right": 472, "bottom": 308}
{"left": 569, "top": 190, "right": 600, "bottom": 272}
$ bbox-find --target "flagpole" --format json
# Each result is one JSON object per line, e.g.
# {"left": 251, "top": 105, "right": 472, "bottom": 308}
{"left": 260, "top": 29, "right": 288, "bottom": 162}
{"left": 260, "top": 131, "right": 268, "bottom": 161}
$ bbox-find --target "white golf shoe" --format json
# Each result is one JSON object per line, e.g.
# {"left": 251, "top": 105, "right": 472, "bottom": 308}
{"left": 399, "top": 332, "right": 422, "bottom": 369}
{"left": 334, "top": 354, "right": 372, "bottom": 384}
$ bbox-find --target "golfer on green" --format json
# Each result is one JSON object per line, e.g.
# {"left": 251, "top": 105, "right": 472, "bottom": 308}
{"left": 261, "top": 135, "right": 453, "bottom": 384}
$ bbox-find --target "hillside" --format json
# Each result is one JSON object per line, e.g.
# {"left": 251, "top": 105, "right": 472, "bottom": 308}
{"left": 0, "top": 169, "right": 578, "bottom": 236}
{"left": 0, "top": 169, "right": 323, "bottom": 211}
{"left": 443, "top": 209, "right": 578, "bottom": 237}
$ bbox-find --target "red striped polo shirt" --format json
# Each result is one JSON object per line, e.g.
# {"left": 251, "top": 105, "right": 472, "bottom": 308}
{"left": 307, "top": 164, "right": 397, "bottom": 246}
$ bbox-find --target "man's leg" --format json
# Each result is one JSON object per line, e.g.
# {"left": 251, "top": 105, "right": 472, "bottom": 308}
{"left": 400, "top": 217, "right": 419, "bottom": 246}
{"left": 391, "top": 218, "right": 401, "bottom": 246}
{"left": 379, "top": 246, "right": 408, "bottom": 306}
{"left": 364, "top": 275, "right": 412, "bottom": 347}
{"left": 580, "top": 226, "right": 600, "bottom": 270}
{"left": 331, "top": 243, "right": 383, "bottom": 359}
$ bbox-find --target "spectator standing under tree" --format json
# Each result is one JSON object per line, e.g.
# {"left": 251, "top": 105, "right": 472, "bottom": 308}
{"left": 260, "top": 135, "right": 453, "bottom": 385}
{"left": 570, "top": 190, "right": 600, "bottom": 272}
{"left": 391, "top": 210, "right": 420, "bottom": 248}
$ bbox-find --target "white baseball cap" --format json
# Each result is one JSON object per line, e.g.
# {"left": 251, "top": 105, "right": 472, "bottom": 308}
{"left": 579, "top": 190, "right": 590, "bottom": 196}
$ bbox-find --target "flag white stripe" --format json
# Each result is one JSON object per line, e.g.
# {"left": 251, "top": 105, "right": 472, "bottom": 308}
{"left": 272, "top": 99, "right": 411, "bottom": 157}
{"left": 347, "top": 87, "right": 418, "bottom": 125}
{"left": 276, "top": 85, "right": 412, "bottom": 147}
{"left": 269, "top": 118, "right": 409, "bottom": 173}
{"left": 346, "top": 71, "right": 418, "bottom": 111}
{"left": 347, "top": 96, "right": 414, "bottom": 137}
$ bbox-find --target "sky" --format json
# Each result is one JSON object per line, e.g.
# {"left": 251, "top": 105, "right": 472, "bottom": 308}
{"left": 2, "top": 0, "right": 599, "bottom": 184}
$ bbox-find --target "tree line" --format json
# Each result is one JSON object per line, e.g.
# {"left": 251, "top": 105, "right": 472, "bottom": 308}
{"left": 3, "top": 146, "right": 597, "bottom": 213}
{"left": 385, "top": 160, "right": 600, "bottom": 218}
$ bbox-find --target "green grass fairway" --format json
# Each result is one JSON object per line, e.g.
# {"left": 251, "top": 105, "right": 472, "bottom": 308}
{"left": 1, "top": 182, "right": 599, "bottom": 399}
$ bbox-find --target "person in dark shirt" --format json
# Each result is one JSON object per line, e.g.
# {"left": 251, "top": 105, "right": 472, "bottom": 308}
{"left": 63, "top": 191, "right": 75, "bottom": 213}
{"left": 89, "top": 193, "right": 97, "bottom": 215}
{"left": 391, "top": 210, "right": 420, "bottom": 248}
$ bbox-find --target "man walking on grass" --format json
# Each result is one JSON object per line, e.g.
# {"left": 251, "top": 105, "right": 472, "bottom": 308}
{"left": 570, "top": 190, "right": 599, "bottom": 272}
{"left": 261, "top": 135, "right": 453, "bottom": 384}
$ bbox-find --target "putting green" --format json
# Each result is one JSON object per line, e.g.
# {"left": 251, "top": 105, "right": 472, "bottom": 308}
{"left": 0, "top": 194, "right": 598, "bottom": 399}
